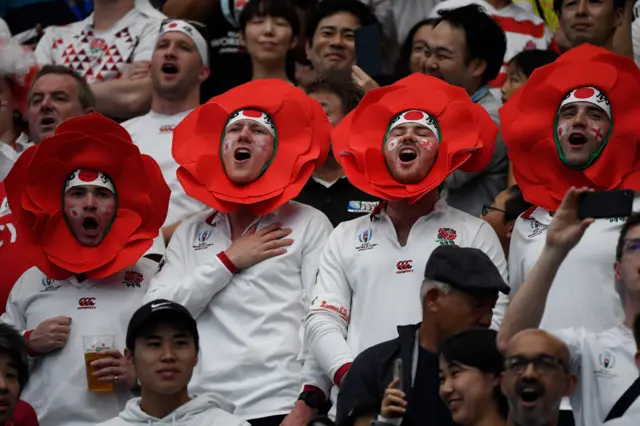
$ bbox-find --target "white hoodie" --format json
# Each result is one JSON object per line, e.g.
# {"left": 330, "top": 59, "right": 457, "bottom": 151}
{"left": 97, "top": 393, "right": 250, "bottom": 426}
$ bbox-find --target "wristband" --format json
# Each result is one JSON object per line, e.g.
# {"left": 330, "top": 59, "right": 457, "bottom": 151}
{"left": 217, "top": 251, "right": 239, "bottom": 274}
{"left": 376, "top": 415, "right": 402, "bottom": 425}
{"left": 23, "top": 330, "right": 42, "bottom": 357}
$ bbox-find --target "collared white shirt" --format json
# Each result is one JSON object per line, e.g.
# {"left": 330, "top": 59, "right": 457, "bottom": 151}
{"left": 1, "top": 258, "right": 158, "bottom": 426}
{"left": 122, "top": 110, "right": 206, "bottom": 227}
{"left": 554, "top": 325, "right": 638, "bottom": 426}
{"left": 509, "top": 202, "right": 636, "bottom": 332}
{"left": 144, "top": 202, "right": 334, "bottom": 419}
{"left": 305, "top": 198, "right": 508, "bottom": 382}
{"left": 35, "top": 6, "right": 164, "bottom": 84}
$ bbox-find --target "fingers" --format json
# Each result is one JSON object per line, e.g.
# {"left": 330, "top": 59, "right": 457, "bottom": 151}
{"left": 558, "top": 186, "right": 590, "bottom": 214}
{"left": 98, "top": 349, "right": 122, "bottom": 358}
{"left": 256, "top": 223, "right": 280, "bottom": 236}
{"left": 52, "top": 316, "right": 72, "bottom": 325}
{"left": 387, "top": 377, "right": 399, "bottom": 389}
{"left": 90, "top": 359, "right": 117, "bottom": 371}
{"left": 262, "top": 228, "right": 293, "bottom": 241}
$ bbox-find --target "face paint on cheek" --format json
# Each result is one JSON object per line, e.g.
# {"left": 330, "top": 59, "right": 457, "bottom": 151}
{"left": 590, "top": 126, "right": 605, "bottom": 142}
{"left": 99, "top": 206, "right": 113, "bottom": 218}
{"left": 68, "top": 207, "right": 82, "bottom": 218}
{"left": 0, "top": 100, "right": 8, "bottom": 111}
{"left": 223, "top": 140, "right": 233, "bottom": 152}
{"left": 557, "top": 123, "right": 569, "bottom": 140}
{"left": 387, "top": 138, "right": 400, "bottom": 152}
{"left": 418, "top": 138, "right": 434, "bottom": 152}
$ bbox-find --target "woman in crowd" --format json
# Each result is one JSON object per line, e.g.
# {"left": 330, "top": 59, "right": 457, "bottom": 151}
{"left": 0, "top": 37, "right": 38, "bottom": 180}
{"left": 501, "top": 48, "right": 559, "bottom": 186}
{"left": 439, "top": 329, "right": 508, "bottom": 426}
{"left": 394, "top": 18, "right": 439, "bottom": 80}
{"left": 500, "top": 49, "right": 559, "bottom": 105}
{"left": 239, "top": 0, "right": 299, "bottom": 85}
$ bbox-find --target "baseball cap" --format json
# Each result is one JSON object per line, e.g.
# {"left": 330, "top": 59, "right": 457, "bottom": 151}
{"left": 424, "top": 245, "right": 510, "bottom": 295}
{"left": 126, "top": 300, "right": 199, "bottom": 350}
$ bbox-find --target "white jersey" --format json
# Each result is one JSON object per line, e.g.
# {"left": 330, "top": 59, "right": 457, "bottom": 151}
{"left": 553, "top": 325, "right": 637, "bottom": 426}
{"left": 430, "top": 0, "right": 552, "bottom": 102}
{"left": 305, "top": 198, "right": 508, "bottom": 382}
{"left": 35, "top": 6, "right": 164, "bottom": 84}
{"left": 144, "top": 202, "right": 334, "bottom": 420}
{"left": 509, "top": 205, "right": 631, "bottom": 332}
{"left": 122, "top": 110, "right": 206, "bottom": 227}
{"left": 604, "top": 414, "right": 640, "bottom": 426}
{"left": 0, "top": 258, "right": 159, "bottom": 426}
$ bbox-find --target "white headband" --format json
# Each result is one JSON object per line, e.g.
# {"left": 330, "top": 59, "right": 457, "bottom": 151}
{"left": 388, "top": 110, "right": 440, "bottom": 141}
{"left": 559, "top": 86, "right": 611, "bottom": 119}
{"left": 226, "top": 109, "right": 276, "bottom": 137}
{"left": 65, "top": 169, "right": 115, "bottom": 193}
{"left": 159, "top": 20, "right": 209, "bottom": 64}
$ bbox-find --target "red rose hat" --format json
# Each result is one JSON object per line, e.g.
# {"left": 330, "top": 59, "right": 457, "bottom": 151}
{"left": 5, "top": 113, "right": 170, "bottom": 280}
{"left": 331, "top": 73, "right": 498, "bottom": 203}
{"left": 500, "top": 43, "right": 640, "bottom": 211}
{"left": 173, "top": 79, "right": 331, "bottom": 216}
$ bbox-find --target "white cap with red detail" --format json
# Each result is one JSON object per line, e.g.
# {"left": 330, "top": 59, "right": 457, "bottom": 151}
{"left": 226, "top": 109, "right": 276, "bottom": 137}
{"left": 559, "top": 86, "right": 611, "bottom": 119}
{"left": 64, "top": 169, "right": 115, "bottom": 193}
{"left": 388, "top": 110, "right": 440, "bottom": 141}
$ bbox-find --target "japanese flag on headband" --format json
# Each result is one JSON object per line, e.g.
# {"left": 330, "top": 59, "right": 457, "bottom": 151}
{"left": 160, "top": 19, "right": 209, "bottom": 64}
{"left": 388, "top": 110, "right": 440, "bottom": 141}
{"left": 64, "top": 169, "right": 115, "bottom": 193}
{"left": 226, "top": 109, "right": 277, "bottom": 137}
{"left": 559, "top": 86, "right": 611, "bottom": 119}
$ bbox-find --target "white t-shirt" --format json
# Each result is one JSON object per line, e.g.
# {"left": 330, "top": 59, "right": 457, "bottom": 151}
{"left": 430, "top": 0, "right": 552, "bottom": 101}
{"left": 35, "top": 7, "right": 164, "bottom": 84}
{"left": 1, "top": 258, "right": 159, "bottom": 426}
{"left": 509, "top": 204, "right": 634, "bottom": 332}
{"left": 122, "top": 110, "right": 207, "bottom": 227}
{"left": 306, "top": 198, "right": 509, "bottom": 382}
{"left": 554, "top": 325, "right": 637, "bottom": 426}
{"left": 144, "top": 202, "right": 334, "bottom": 420}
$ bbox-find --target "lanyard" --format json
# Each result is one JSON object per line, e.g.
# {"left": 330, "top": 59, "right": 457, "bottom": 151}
{"left": 65, "top": 0, "right": 93, "bottom": 21}
{"left": 410, "top": 331, "right": 419, "bottom": 387}
{"left": 471, "top": 85, "right": 490, "bottom": 103}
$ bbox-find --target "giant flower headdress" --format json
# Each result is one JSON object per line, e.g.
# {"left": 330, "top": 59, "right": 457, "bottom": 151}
{"left": 331, "top": 73, "right": 498, "bottom": 203}
{"left": 5, "top": 113, "right": 170, "bottom": 280}
{"left": 173, "top": 79, "right": 331, "bottom": 216}
{"left": 500, "top": 43, "right": 640, "bottom": 211}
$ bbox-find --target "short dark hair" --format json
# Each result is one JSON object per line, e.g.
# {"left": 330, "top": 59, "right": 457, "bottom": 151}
{"left": 307, "top": 69, "right": 363, "bottom": 115}
{"left": 0, "top": 323, "right": 29, "bottom": 392}
{"left": 239, "top": 0, "right": 301, "bottom": 37}
{"left": 504, "top": 185, "right": 532, "bottom": 223}
{"left": 509, "top": 49, "right": 559, "bottom": 78}
{"left": 28, "top": 65, "right": 95, "bottom": 110}
{"left": 554, "top": 0, "right": 625, "bottom": 16}
{"left": 130, "top": 313, "right": 200, "bottom": 355}
{"left": 394, "top": 18, "right": 440, "bottom": 79}
{"left": 435, "top": 4, "right": 507, "bottom": 85}
{"left": 305, "top": 0, "right": 378, "bottom": 44}
{"left": 615, "top": 212, "right": 640, "bottom": 261}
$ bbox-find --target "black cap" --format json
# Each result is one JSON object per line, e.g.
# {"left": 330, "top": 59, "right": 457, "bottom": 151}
{"left": 424, "top": 245, "right": 510, "bottom": 295}
{"left": 126, "top": 300, "right": 199, "bottom": 350}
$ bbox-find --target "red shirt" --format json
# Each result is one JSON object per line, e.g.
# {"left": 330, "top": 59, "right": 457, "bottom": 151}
{"left": 0, "top": 182, "right": 33, "bottom": 314}
{"left": 5, "top": 400, "right": 38, "bottom": 426}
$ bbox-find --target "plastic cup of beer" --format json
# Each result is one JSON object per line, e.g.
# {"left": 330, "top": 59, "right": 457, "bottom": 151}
{"left": 83, "top": 335, "right": 115, "bottom": 392}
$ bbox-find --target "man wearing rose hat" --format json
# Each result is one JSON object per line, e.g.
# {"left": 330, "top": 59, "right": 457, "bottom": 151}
{"left": 304, "top": 73, "right": 508, "bottom": 413}
{"left": 0, "top": 113, "right": 170, "bottom": 426}
{"left": 144, "top": 79, "right": 335, "bottom": 426}
{"left": 502, "top": 44, "right": 640, "bottom": 426}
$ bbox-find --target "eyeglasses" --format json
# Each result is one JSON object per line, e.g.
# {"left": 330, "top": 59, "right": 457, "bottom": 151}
{"left": 482, "top": 205, "right": 506, "bottom": 216}
{"left": 623, "top": 238, "right": 640, "bottom": 253}
{"left": 505, "top": 355, "right": 568, "bottom": 375}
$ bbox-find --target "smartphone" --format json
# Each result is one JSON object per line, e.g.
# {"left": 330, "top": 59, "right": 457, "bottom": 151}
{"left": 578, "top": 189, "right": 634, "bottom": 219}
{"left": 392, "top": 358, "right": 403, "bottom": 392}
{"left": 354, "top": 24, "right": 383, "bottom": 77}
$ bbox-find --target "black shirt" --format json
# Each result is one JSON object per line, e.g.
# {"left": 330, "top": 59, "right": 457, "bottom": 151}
{"left": 403, "top": 348, "right": 454, "bottom": 426}
{"left": 295, "top": 177, "right": 380, "bottom": 227}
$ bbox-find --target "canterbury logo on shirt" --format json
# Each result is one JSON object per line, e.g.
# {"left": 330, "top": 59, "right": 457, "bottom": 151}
{"left": 396, "top": 260, "right": 413, "bottom": 274}
{"left": 78, "top": 297, "right": 97, "bottom": 310}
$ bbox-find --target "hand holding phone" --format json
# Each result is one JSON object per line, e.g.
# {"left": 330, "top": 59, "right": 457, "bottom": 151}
{"left": 380, "top": 360, "right": 407, "bottom": 420}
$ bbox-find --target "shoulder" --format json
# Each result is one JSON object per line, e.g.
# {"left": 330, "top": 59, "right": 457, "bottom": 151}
{"left": 94, "top": 417, "right": 122, "bottom": 426}
{"left": 204, "top": 408, "right": 250, "bottom": 426}
{"left": 121, "top": 114, "right": 147, "bottom": 133}
{"left": 353, "top": 336, "right": 401, "bottom": 368}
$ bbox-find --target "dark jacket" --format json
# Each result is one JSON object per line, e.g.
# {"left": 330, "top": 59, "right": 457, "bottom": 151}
{"left": 336, "top": 323, "right": 421, "bottom": 426}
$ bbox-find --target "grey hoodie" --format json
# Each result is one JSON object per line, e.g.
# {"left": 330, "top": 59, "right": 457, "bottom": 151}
{"left": 96, "top": 393, "right": 250, "bottom": 426}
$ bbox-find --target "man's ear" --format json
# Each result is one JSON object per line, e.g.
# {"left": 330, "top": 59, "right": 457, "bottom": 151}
{"left": 469, "top": 58, "right": 488, "bottom": 82}
{"left": 564, "top": 374, "right": 578, "bottom": 397}
{"left": 425, "top": 287, "right": 443, "bottom": 313}
{"left": 84, "top": 107, "right": 96, "bottom": 115}
{"left": 506, "top": 221, "right": 515, "bottom": 239}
